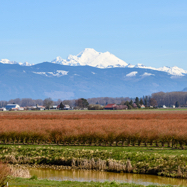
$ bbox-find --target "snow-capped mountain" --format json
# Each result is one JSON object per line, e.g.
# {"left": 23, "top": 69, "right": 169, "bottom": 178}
{"left": 0, "top": 61, "right": 187, "bottom": 100}
{"left": 51, "top": 48, "right": 128, "bottom": 68}
{"left": 1, "top": 48, "right": 187, "bottom": 76}
{"left": 51, "top": 48, "right": 187, "bottom": 76}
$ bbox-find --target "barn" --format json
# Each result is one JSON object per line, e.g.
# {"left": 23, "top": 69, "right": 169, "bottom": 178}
{"left": 104, "top": 104, "right": 117, "bottom": 110}
{"left": 5, "top": 104, "right": 20, "bottom": 111}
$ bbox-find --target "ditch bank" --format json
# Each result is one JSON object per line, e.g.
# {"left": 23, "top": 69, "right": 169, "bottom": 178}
{"left": 1, "top": 146, "right": 187, "bottom": 179}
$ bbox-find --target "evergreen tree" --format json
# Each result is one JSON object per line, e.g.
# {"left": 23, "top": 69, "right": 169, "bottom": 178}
{"left": 135, "top": 97, "right": 139, "bottom": 105}
{"left": 59, "top": 102, "right": 65, "bottom": 109}
{"left": 175, "top": 101, "right": 180, "bottom": 108}
{"left": 129, "top": 100, "right": 133, "bottom": 106}
{"left": 140, "top": 98, "right": 143, "bottom": 105}
{"left": 135, "top": 97, "right": 140, "bottom": 108}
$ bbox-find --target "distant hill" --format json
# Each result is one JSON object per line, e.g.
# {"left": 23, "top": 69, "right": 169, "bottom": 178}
{"left": 0, "top": 62, "right": 187, "bottom": 100}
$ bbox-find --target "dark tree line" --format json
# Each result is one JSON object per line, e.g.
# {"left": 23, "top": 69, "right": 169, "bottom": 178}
{"left": 151, "top": 91, "right": 187, "bottom": 107}
{"left": 3, "top": 91, "right": 185, "bottom": 109}
{"left": 87, "top": 97, "right": 131, "bottom": 105}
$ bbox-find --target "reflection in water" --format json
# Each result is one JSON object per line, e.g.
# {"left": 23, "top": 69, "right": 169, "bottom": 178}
{"left": 29, "top": 168, "right": 187, "bottom": 186}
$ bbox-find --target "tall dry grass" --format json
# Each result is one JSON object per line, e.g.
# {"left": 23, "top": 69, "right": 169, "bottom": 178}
{"left": 0, "top": 161, "right": 10, "bottom": 187}
{"left": 1, "top": 111, "right": 187, "bottom": 148}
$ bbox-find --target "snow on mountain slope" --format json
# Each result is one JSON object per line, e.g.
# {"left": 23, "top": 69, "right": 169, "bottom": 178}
{"left": 0, "top": 59, "right": 32, "bottom": 66}
{"left": 51, "top": 48, "right": 128, "bottom": 68}
{"left": 141, "top": 72, "right": 155, "bottom": 77}
{"left": 1, "top": 48, "right": 187, "bottom": 76}
{"left": 131, "top": 63, "right": 187, "bottom": 76}
{"left": 126, "top": 71, "right": 138, "bottom": 77}
{"left": 157, "top": 66, "right": 187, "bottom": 76}
{"left": 51, "top": 48, "right": 187, "bottom": 76}
{"left": 33, "top": 70, "right": 68, "bottom": 77}
{"left": 0, "top": 59, "right": 19, "bottom": 65}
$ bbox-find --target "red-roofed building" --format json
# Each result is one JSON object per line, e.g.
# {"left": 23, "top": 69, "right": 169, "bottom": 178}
{"left": 104, "top": 104, "right": 117, "bottom": 110}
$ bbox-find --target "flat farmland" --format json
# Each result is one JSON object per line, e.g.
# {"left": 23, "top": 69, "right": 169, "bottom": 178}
{"left": 1, "top": 110, "right": 187, "bottom": 148}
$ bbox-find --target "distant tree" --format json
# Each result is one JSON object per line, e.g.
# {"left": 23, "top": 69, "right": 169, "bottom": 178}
{"left": 75, "top": 98, "right": 89, "bottom": 108}
{"left": 150, "top": 98, "right": 157, "bottom": 107}
{"left": 135, "top": 97, "right": 139, "bottom": 105}
{"left": 43, "top": 98, "right": 53, "bottom": 110}
{"left": 135, "top": 97, "right": 140, "bottom": 108}
{"left": 59, "top": 102, "right": 65, "bottom": 109}
{"left": 175, "top": 101, "right": 180, "bottom": 108}
{"left": 140, "top": 98, "right": 143, "bottom": 105}
{"left": 144, "top": 99, "right": 147, "bottom": 106}
{"left": 129, "top": 100, "right": 133, "bottom": 106}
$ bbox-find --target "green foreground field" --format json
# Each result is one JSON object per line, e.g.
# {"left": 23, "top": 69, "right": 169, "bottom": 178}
{"left": 1, "top": 145, "right": 187, "bottom": 179}
{"left": 8, "top": 177, "right": 175, "bottom": 187}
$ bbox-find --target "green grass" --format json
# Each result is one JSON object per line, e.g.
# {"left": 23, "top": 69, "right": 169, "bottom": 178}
{"left": 1, "top": 144, "right": 187, "bottom": 156}
{"left": 8, "top": 177, "right": 175, "bottom": 187}
{"left": 1, "top": 145, "right": 187, "bottom": 178}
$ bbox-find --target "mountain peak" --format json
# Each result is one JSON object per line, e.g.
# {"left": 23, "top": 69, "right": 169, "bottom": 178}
{"left": 1, "top": 48, "right": 187, "bottom": 76}
{"left": 51, "top": 48, "right": 128, "bottom": 68}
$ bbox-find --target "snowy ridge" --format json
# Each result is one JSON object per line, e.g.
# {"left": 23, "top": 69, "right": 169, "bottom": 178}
{"left": 0, "top": 59, "right": 32, "bottom": 66}
{"left": 157, "top": 66, "right": 187, "bottom": 76}
{"left": 1, "top": 48, "right": 187, "bottom": 76}
{"left": 51, "top": 49, "right": 187, "bottom": 76}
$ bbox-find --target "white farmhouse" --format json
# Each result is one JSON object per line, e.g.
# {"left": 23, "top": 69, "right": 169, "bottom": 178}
{"left": 163, "top": 105, "right": 167, "bottom": 109}
{"left": 0, "top": 107, "right": 6, "bottom": 111}
{"left": 64, "top": 105, "right": 71, "bottom": 110}
{"left": 6, "top": 104, "right": 20, "bottom": 111}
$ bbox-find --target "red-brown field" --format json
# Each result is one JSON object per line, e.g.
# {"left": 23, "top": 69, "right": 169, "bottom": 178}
{"left": 1, "top": 110, "right": 187, "bottom": 148}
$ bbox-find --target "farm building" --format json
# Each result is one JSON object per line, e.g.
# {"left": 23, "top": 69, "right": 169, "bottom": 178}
{"left": 64, "top": 105, "right": 71, "bottom": 110}
{"left": 0, "top": 107, "right": 6, "bottom": 111}
{"left": 50, "top": 105, "right": 58, "bottom": 110}
{"left": 141, "top": 105, "right": 145, "bottom": 109}
{"left": 5, "top": 104, "right": 20, "bottom": 111}
{"left": 104, "top": 104, "right": 117, "bottom": 110}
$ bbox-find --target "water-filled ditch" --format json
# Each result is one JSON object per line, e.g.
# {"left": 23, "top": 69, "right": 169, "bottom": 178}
{"left": 29, "top": 168, "right": 187, "bottom": 186}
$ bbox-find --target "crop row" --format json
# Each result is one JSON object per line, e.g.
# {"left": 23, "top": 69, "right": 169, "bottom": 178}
{"left": 1, "top": 117, "right": 187, "bottom": 148}
{"left": 1, "top": 111, "right": 187, "bottom": 120}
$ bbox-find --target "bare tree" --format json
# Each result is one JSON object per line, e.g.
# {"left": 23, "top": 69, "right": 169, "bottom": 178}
{"left": 43, "top": 98, "right": 54, "bottom": 110}
{"left": 149, "top": 98, "right": 157, "bottom": 107}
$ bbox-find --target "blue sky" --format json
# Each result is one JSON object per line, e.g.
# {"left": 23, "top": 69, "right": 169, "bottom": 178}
{"left": 0, "top": 0, "right": 187, "bottom": 69}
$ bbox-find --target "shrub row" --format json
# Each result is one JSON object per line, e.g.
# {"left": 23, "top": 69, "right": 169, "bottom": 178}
{"left": 1, "top": 112, "right": 187, "bottom": 148}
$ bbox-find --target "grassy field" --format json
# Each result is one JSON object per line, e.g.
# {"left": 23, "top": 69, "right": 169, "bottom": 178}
{"left": 1, "top": 145, "right": 187, "bottom": 178}
{"left": 8, "top": 177, "right": 174, "bottom": 187}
